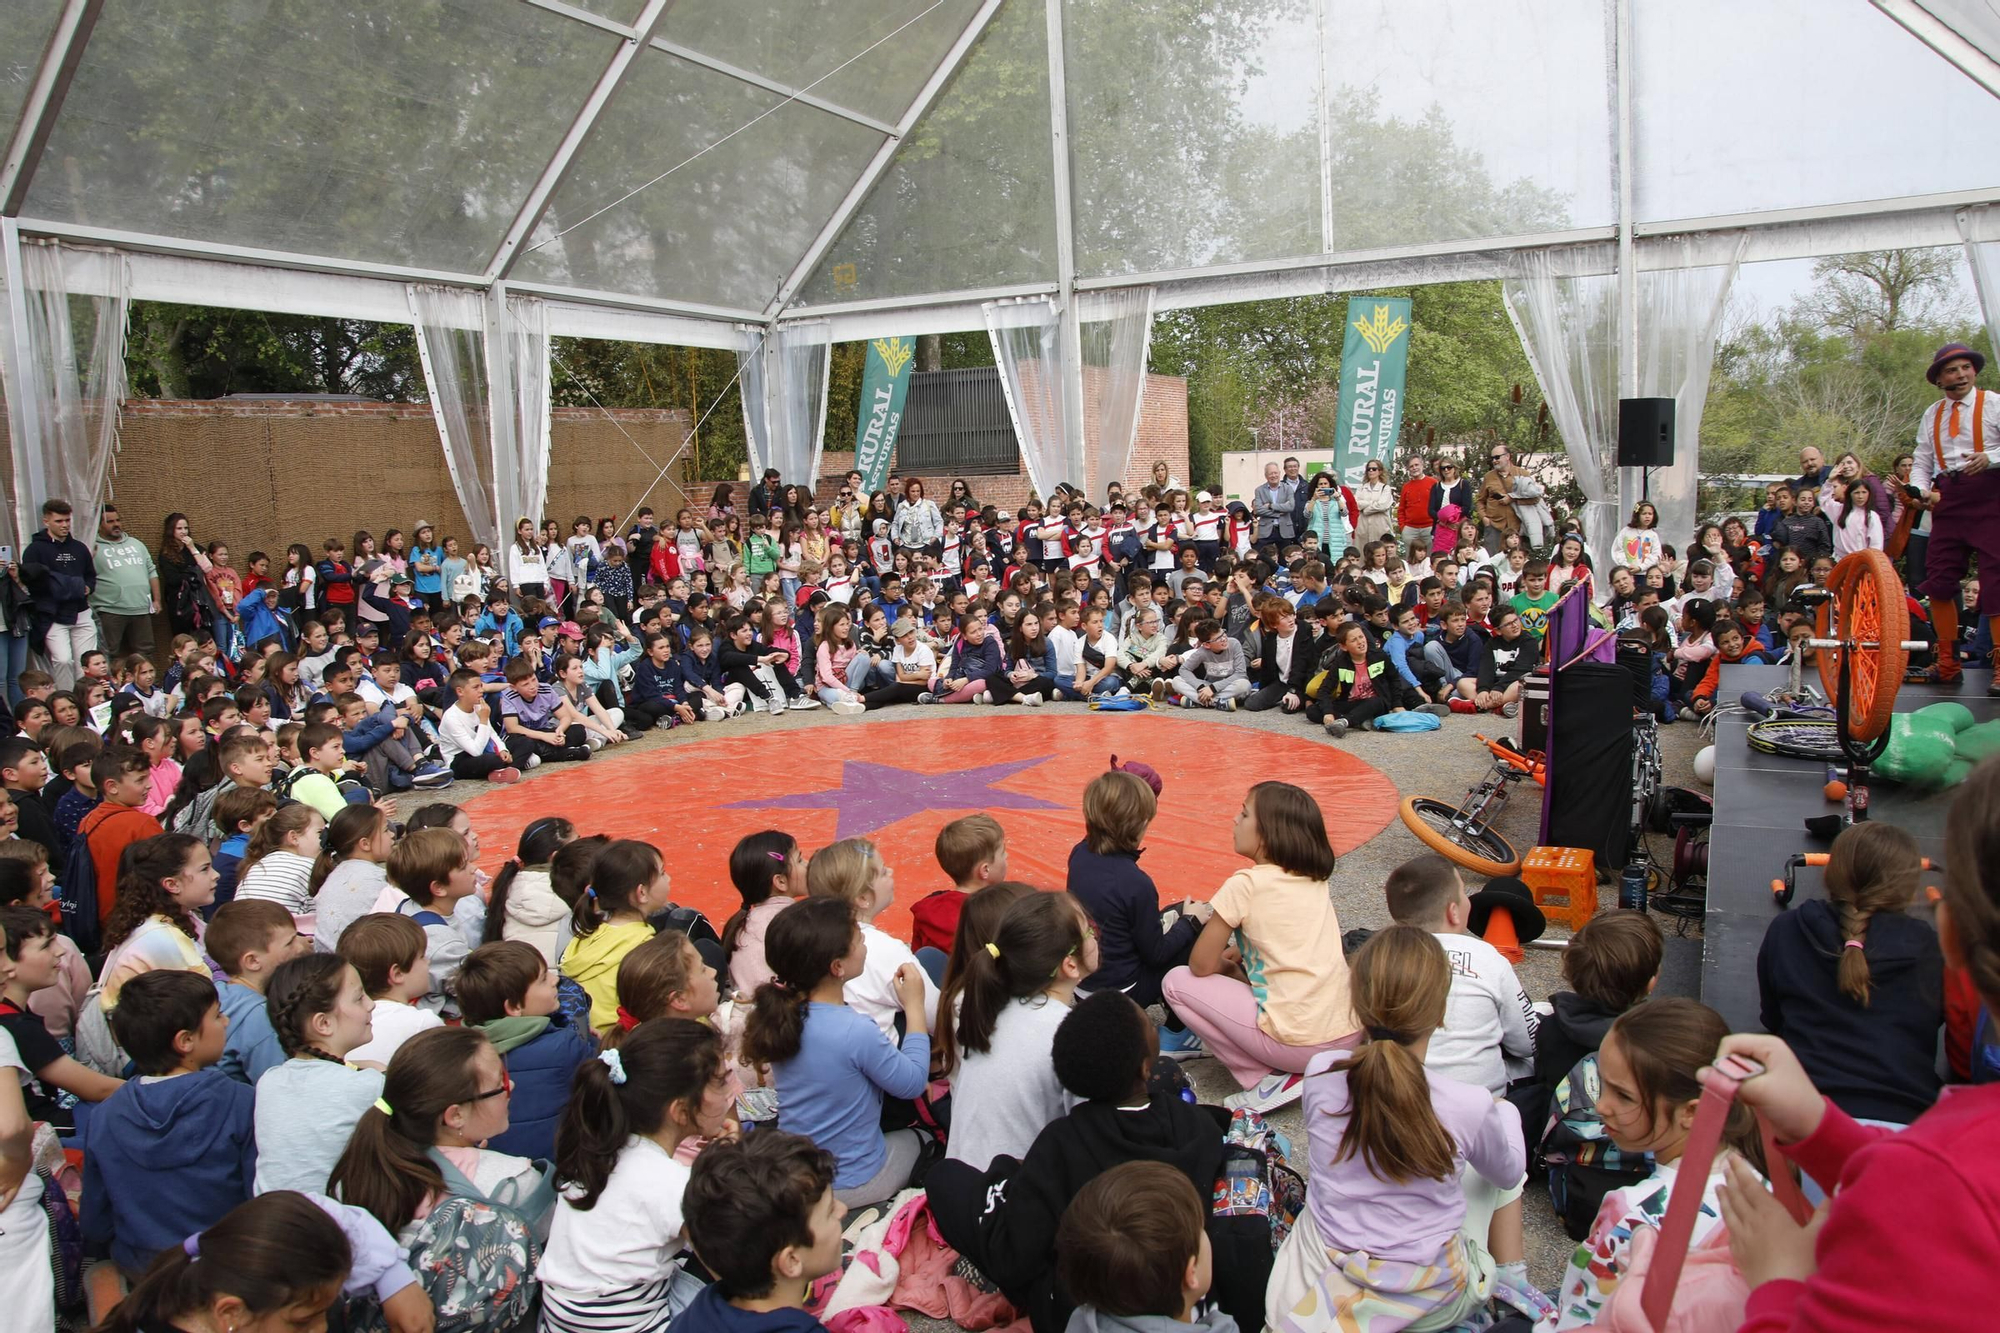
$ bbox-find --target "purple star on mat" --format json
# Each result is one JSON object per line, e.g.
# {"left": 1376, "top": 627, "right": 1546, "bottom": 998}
{"left": 725, "top": 755, "right": 1064, "bottom": 839}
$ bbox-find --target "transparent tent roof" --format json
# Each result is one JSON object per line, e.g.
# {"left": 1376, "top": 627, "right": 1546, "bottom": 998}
{"left": 2, "top": 0, "right": 1997, "bottom": 343}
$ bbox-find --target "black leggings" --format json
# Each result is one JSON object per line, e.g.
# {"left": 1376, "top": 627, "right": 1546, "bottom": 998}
{"left": 1307, "top": 693, "right": 1393, "bottom": 726}
{"left": 728, "top": 662, "right": 804, "bottom": 701}
{"left": 863, "top": 682, "right": 928, "bottom": 710}
{"left": 627, "top": 696, "right": 677, "bottom": 728}
{"left": 504, "top": 723, "right": 586, "bottom": 765}
{"left": 1243, "top": 681, "right": 1298, "bottom": 712}
{"left": 449, "top": 751, "right": 514, "bottom": 780}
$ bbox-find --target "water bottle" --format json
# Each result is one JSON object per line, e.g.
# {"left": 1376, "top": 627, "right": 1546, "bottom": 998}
{"left": 1620, "top": 858, "right": 1650, "bottom": 912}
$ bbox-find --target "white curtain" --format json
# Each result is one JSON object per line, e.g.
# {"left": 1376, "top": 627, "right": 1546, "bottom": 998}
{"left": 0, "top": 243, "right": 129, "bottom": 546}
{"left": 737, "top": 322, "right": 832, "bottom": 486}
{"left": 1502, "top": 254, "right": 1622, "bottom": 574}
{"left": 409, "top": 285, "right": 551, "bottom": 553}
{"left": 1635, "top": 236, "right": 1744, "bottom": 547}
{"left": 1966, "top": 203, "right": 2000, "bottom": 359}
{"left": 986, "top": 296, "right": 1074, "bottom": 500}
{"left": 1079, "top": 287, "right": 1156, "bottom": 498}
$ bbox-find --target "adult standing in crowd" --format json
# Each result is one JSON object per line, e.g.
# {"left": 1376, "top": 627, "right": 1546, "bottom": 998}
{"left": 747, "top": 467, "right": 782, "bottom": 518}
{"left": 155, "top": 512, "right": 212, "bottom": 636}
{"left": 1151, "top": 458, "right": 1182, "bottom": 492}
{"left": 1478, "top": 445, "right": 1525, "bottom": 553}
{"left": 91, "top": 503, "right": 160, "bottom": 660}
{"left": 1912, "top": 342, "right": 2000, "bottom": 693}
{"left": 1282, "top": 455, "right": 1313, "bottom": 539}
{"left": 1353, "top": 458, "right": 1397, "bottom": 547}
{"left": 892, "top": 477, "right": 943, "bottom": 559}
{"left": 1252, "top": 461, "right": 1296, "bottom": 550}
{"left": 1793, "top": 445, "right": 1831, "bottom": 495}
{"left": 1820, "top": 451, "right": 1892, "bottom": 529}
{"left": 1397, "top": 453, "right": 1439, "bottom": 554}
{"left": 1434, "top": 456, "right": 1474, "bottom": 529}
{"left": 19, "top": 499, "right": 96, "bottom": 689}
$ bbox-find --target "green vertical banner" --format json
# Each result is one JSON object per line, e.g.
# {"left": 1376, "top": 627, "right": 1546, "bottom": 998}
{"left": 1333, "top": 296, "right": 1412, "bottom": 485}
{"left": 854, "top": 336, "right": 916, "bottom": 493}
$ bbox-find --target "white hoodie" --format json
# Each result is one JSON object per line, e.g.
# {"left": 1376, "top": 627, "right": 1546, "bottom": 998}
{"left": 500, "top": 867, "right": 574, "bottom": 967}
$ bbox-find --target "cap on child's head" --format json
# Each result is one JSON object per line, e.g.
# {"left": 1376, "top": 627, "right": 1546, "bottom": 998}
{"left": 538, "top": 616, "right": 561, "bottom": 630}
{"left": 1108, "top": 754, "right": 1163, "bottom": 798}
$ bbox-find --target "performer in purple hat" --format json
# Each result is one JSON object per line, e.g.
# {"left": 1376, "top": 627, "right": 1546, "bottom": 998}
{"left": 1913, "top": 342, "right": 2000, "bottom": 693}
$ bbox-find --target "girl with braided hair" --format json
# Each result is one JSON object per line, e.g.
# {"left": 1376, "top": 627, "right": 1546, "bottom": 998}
{"left": 1755, "top": 820, "right": 1943, "bottom": 1126}
{"left": 251, "top": 953, "right": 381, "bottom": 1195}
{"left": 1713, "top": 756, "right": 2000, "bottom": 1333}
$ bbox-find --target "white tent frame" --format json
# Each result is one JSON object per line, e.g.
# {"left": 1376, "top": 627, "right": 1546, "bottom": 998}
{"left": 3, "top": 0, "right": 1998, "bottom": 512}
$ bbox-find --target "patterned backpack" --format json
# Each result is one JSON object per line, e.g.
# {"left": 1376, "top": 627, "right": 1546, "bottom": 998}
{"left": 355, "top": 1152, "right": 547, "bottom": 1333}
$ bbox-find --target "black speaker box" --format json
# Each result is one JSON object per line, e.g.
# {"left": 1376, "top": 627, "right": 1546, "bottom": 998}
{"left": 1617, "top": 397, "right": 1675, "bottom": 468}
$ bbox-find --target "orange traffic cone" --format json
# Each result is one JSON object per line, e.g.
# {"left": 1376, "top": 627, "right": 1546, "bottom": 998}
{"left": 1482, "top": 909, "right": 1523, "bottom": 964}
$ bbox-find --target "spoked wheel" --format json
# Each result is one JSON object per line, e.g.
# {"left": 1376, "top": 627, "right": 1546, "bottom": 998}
{"left": 1815, "top": 550, "right": 1909, "bottom": 743}
{"left": 1399, "top": 795, "right": 1522, "bottom": 876}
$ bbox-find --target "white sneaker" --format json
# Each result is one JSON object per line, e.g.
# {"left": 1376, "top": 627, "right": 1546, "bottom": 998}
{"left": 1019, "top": 691, "right": 1042, "bottom": 706}
{"left": 975, "top": 690, "right": 992, "bottom": 705}
{"left": 704, "top": 704, "right": 728, "bottom": 722}
{"left": 767, "top": 695, "right": 787, "bottom": 716}
{"left": 788, "top": 696, "right": 822, "bottom": 710}
{"left": 1222, "top": 1072, "right": 1305, "bottom": 1114}
{"left": 525, "top": 753, "right": 542, "bottom": 769}
{"left": 829, "top": 699, "right": 866, "bottom": 716}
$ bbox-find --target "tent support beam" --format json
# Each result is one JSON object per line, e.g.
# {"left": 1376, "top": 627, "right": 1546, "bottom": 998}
{"left": 648, "top": 37, "right": 897, "bottom": 136}
{"left": 762, "top": 0, "right": 1007, "bottom": 321}
{"left": 1045, "top": 0, "right": 1085, "bottom": 489}
{"left": 487, "top": 0, "right": 676, "bottom": 282}
{"left": 1615, "top": 0, "right": 1639, "bottom": 524}
{"left": 1872, "top": 0, "right": 2000, "bottom": 99}
{"left": 0, "top": 0, "right": 104, "bottom": 215}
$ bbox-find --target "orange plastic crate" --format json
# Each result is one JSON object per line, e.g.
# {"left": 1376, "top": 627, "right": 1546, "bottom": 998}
{"left": 1521, "top": 845, "right": 1597, "bottom": 933}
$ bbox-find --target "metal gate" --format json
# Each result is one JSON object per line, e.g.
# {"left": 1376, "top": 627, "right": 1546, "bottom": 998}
{"left": 894, "top": 366, "right": 1019, "bottom": 477}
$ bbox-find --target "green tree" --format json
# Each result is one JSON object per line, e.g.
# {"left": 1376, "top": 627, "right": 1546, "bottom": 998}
{"left": 126, "top": 302, "right": 422, "bottom": 400}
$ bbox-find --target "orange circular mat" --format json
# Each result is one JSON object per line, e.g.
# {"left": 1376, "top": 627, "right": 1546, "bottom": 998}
{"left": 457, "top": 713, "right": 1399, "bottom": 939}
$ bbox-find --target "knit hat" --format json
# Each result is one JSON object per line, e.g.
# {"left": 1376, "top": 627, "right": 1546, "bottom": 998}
{"left": 1109, "top": 754, "right": 1163, "bottom": 797}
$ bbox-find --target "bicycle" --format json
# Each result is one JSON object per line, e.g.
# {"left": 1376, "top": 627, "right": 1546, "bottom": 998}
{"left": 1398, "top": 733, "right": 1545, "bottom": 876}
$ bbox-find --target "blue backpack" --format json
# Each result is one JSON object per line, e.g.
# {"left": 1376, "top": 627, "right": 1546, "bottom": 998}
{"left": 1372, "top": 710, "right": 1442, "bottom": 732}
{"left": 57, "top": 834, "right": 100, "bottom": 958}
{"left": 1973, "top": 1006, "right": 2000, "bottom": 1084}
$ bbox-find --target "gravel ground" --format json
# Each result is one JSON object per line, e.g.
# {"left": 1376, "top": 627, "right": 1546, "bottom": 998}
{"left": 407, "top": 694, "right": 1706, "bottom": 1310}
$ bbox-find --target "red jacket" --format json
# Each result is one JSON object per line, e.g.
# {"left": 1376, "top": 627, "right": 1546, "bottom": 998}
{"left": 1397, "top": 477, "right": 1439, "bottom": 529}
{"left": 1742, "top": 1085, "right": 2000, "bottom": 1333}
{"left": 909, "top": 888, "right": 966, "bottom": 956}
{"left": 79, "top": 803, "right": 164, "bottom": 921}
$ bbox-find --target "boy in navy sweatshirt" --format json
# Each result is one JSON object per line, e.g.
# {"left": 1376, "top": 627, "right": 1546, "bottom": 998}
{"left": 454, "top": 940, "right": 594, "bottom": 1161}
{"left": 674, "top": 1131, "right": 842, "bottom": 1333}
{"left": 84, "top": 969, "right": 256, "bottom": 1276}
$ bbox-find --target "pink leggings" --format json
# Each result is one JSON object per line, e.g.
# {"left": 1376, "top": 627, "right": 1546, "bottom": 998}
{"left": 1161, "top": 966, "right": 1358, "bottom": 1089}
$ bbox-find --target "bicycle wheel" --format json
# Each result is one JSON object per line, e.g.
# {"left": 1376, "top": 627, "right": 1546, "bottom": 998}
{"left": 1815, "top": 549, "right": 1908, "bottom": 743}
{"left": 1399, "top": 795, "right": 1522, "bottom": 875}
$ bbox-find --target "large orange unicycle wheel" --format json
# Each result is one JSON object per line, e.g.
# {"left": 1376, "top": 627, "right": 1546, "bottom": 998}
{"left": 1815, "top": 549, "right": 1908, "bottom": 743}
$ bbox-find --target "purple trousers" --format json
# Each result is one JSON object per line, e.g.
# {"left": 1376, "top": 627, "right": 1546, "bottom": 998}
{"left": 1922, "top": 467, "right": 2000, "bottom": 619}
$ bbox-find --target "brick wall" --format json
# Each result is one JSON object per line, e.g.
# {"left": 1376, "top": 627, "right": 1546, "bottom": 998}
{"left": 107, "top": 399, "right": 691, "bottom": 563}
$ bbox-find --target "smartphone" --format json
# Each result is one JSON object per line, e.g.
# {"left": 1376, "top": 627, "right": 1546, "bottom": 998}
{"left": 0, "top": 545, "right": 12, "bottom": 564}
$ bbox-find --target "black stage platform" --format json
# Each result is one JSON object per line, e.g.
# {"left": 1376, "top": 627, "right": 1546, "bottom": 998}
{"left": 1702, "top": 662, "right": 1996, "bottom": 1032}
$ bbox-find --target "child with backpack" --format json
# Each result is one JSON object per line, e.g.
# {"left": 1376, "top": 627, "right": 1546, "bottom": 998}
{"left": 743, "top": 896, "right": 930, "bottom": 1206}
{"left": 939, "top": 890, "right": 1095, "bottom": 1172}
{"left": 1711, "top": 756, "right": 2000, "bottom": 1333}
{"left": 1549, "top": 997, "right": 1768, "bottom": 1329}
{"left": 253, "top": 953, "right": 383, "bottom": 1194}
{"left": 208, "top": 898, "right": 310, "bottom": 1085}
{"left": 538, "top": 1020, "right": 735, "bottom": 1331}
{"left": 327, "top": 1027, "right": 556, "bottom": 1325}
{"left": 380, "top": 828, "right": 481, "bottom": 1016}
{"left": 1756, "top": 820, "right": 1942, "bottom": 1126}
{"left": 1535, "top": 909, "right": 1664, "bottom": 1239}
{"left": 1267, "top": 926, "right": 1525, "bottom": 1333}
{"left": 563, "top": 840, "right": 676, "bottom": 1038}
{"left": 1162, "top": 781, "right": 1359, "bottom": 1114}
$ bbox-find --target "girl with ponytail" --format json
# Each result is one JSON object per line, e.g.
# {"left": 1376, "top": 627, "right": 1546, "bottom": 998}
{"left": 609, "top": 933, "right": 721, "bottom": 1048}
{"left": 938, "top": 889, "right": 1094, "bottom": 1172}
{"left": 1551, "top": 996, "right": 1767, "bottom": 1329}
{"left": 1755, "top": 819, "right": 1941, "bottom": 1125}
{"left": 721, "top": 829, "right": 805, "bottom": 998}
{"left": 742, "top": 896, "right": 929, "bottom": 1207}
{"left": 540, "top": 1021, "right": 734, "bottom": 1331}
{"left": 326, "top": 1026, "right": 554, "bottom": 1242}
{"left": 1269, "top": 925, "right": 1525, "bottom": 1333}
{"left": 560, "top": 840, "right": 674, "bottom": 1038}
{"left": 309, "top": 803, "right": 396, "bottom": 951}
{"left": 482, "top": 815, "right": 577, "bottom": 959}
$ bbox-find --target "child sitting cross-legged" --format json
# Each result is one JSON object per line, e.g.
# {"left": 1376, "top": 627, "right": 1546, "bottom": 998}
{"left": 0, "top": 904, "right": 124, "bottom": 1124}
{"left": 673, "top": 1130, "right": 845, "bottom": 1333}
{"left": 208, "top": 898, "right": 310, "bottom": 1085}
{"left": 83, "top": 969, "right": 255, "bottom": 1276}
{"left": 341, "top": 912, "right": 445, "bottom": 1067}
{"left": 927, "top": 992, "right": 1267, "bottom": 1333}
{"left": 807, "top": 837, "right": 941, "bottom": 1038}
{"left": 499, "top": 651, "right": 592, "bottom": 768}
{"left": 456, "top": 939, "right": 596, "bottom": 1162}
{"left": 910, "top": 813, "right": 1008, "bottom": 961}
{"left": 563, "top": 839, "right": 677, "bottom": 1039}
{"left": 1162, "top": 781, "right": 1359, "bottom": 1115}
{"left": 1266, "top": 927, "right": 1524, "bottom": 1333}
{"left": 744, "top": 896, "right": 930, "bottom": 1207}
{"left": 1535, "top": 909, "right": 1663, "bottom": 1239}
{"left": 1056, "top": 1161, "right": 1236, "bottom": 1333}
{"left": 538, "top": 1020, "right": 737, "bottom": 1331}
{"left": 1549, "top": 998, "right": 1769, "bottom": 1329}
{"left": 253, "top": 953, "right": 382, "bottom": 1195}
{"left": 1067, "top": 768, "right": 1208, "bottom": 1056}
{"left": 939, "top": 889, "right": 1097, "bottom": 1172}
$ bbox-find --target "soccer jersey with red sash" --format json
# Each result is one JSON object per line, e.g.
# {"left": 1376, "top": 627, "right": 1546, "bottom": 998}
{"left": 1039, "top": 518, "right": 1074, "bottom": 560}
{"left": 1192, "top": 511, "right": 1224, "bottom": 544}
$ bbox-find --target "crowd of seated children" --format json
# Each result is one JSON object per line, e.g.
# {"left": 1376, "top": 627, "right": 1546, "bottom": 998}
{"left": 6, "top": 747, "right": 1997, "bottom": 1333}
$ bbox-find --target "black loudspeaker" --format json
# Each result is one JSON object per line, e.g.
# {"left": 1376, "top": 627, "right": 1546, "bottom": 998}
{"left": 1617, "top": 397, "right": 1676, "bottom": 468}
